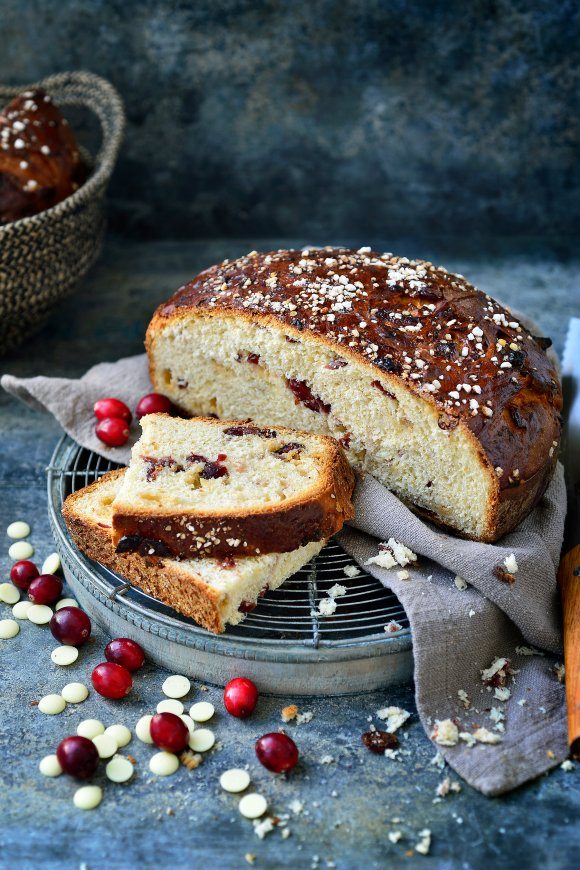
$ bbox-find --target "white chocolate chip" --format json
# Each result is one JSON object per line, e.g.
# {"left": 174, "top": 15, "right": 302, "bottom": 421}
{"left": 7, "top": 521, "right": 30, "bottom": 539}
{"left": 73, "top": 785, "right": 103, "bottom": 810}
{"left": 38, "top": 694, "right": 66, "bottom": 715}
{"left": 149, "top": 751, "right": 179, "bottom": 776}
{"left": 220, "top": 768, "right": 251, "bottom": 793}
{"left": 77, "top": 718, "right": 105, "bottom": 739}
{"left": 162, "top": 674, "right": 191, "bottom": 699}
{"left": 0, "top": 583, "right": 20, "bottom": 604}
{"left": 55, "top": 598, "right": 78, "bottom": 610}
{"left": 189, "top": 701, "right": 215, "bottom": 722}
{"left": 39, "top": 754, "right": 63, "bottom": 777}
{"left": 27, "top": 604, "right": 53, "bottom": 625}
{"left": 239, "top": 793, "right": 268, "bottom": 819}
{"left": 41, "top": 553, "right": 61, "bottom": 575}
{"left": 188, "top": 728, "right": 215, "bottom": 752}
{"left": 51, "top": 646, "right": 79, "bottom": 666}
{"left": 61, "top": 682, "right": 88, "bottom": 703}
{"left": 135, "top": 714, "right": 154, "bottom": 743}
{"left": 180, "top": 714, "right": 195, "bottom": 735}
{"left": 106, "top": 755, "right": 134, "bottom": 783}
{"left": 104, "top": 724, "right": 132, "bottom": 748}
{"left": 0, "top": 618, "right": 20, "bottom": 639}
{"left": 93, "top": 733, "right": 118, "bottom": 759}
{"left": 157, "top": 698, "right": 184, "bottom": 715}
{"left": 8, "top": 541, "right": 34, "bottom": 560}
{"left": 12, "top": 600, "right": 33, "bottom": 619}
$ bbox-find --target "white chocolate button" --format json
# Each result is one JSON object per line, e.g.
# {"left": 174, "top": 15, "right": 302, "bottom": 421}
{"left": 61, "top": 682, "right": 88, "bottom": 703}
{"left": 7, "top": 521, "right": 30, "bottom": 539}
{"left": 41, "top": 552, "right": 61, "bottom": 574}
{"left": 135, "top": 714, "right": 154, "bottom": 744}
{"left": 55, "top": 598, "right": 78, "bottom": 610}
{"left": 239, "top": 793, "right": 268, "bottom": 819}
{"left": 104, "top": 724, "right": 132, "bottom": 748}
{"left": 162, "top": 674, "right": 190, "bottom": 699}
{"left": 0, "top": 618, "right": 20, "bottom": 639}
{"left": 73, "top": 785, "right": 102, "bottom": 810}
{"left": 149, "top": 751, "right": 179, "bottom": 776}
{"left": 157, "top": 698, "right": 184, "bottom": 715}
{"left": 51, "top": 646, "right": 79, "bottom": 666}
{"left": 77, "top": 718, "right": 105, "bottom": 739}
{"left": 39, "top": 754, "right": 63, "bottom": 777}
{"left": 106, "top": 755, "right": 134, "bottom": 783}
{"left": 12, "top": 600, "right": 33, "bottom": 619}
{"left": 180, "top": 714, "right": 195, "bottom": 735}
{"left": 27, "top": 604, "right": 53, "bottom": 625}
{"left": 220, "top": 768, "right": 250, "bottom": 793}
{"left": 188, "top": 728, "right": 215, "bottom": 753}
{"left": 189, "top": 701, "right": 215, "bottom": 722}
{"left": 38, "top": 694, "right": 66, "bottom": 715}
{"left": 0, "top": 582, "right": 20, "bottom": 604}
{"left": 93, "top": 733, "right": 118, "bottom": 759}
{"left": 8, "top": 541, "right": 33, "bottom": 560}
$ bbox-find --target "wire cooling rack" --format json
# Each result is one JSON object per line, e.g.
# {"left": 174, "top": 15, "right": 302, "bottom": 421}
{"left": 47, "top": 436, "right": 412, "bottom": 694}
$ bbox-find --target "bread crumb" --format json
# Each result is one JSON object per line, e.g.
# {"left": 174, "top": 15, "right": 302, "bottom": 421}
{"left": 319, "top": 754, "right": 335, "bottom": 764}
{"left": 376, "top": 706, "right": 411, "bottom": 732}
{"left": 561, "top": 759, "right": 575, "bottom": 772}
{"left": 415, "top": 829, "right": 431, "bottom": 855}
{"left": 318, "top": 597, "right": 337, "bottom": 616}
{"left": 179, "top": 750, "right": 203, "bottom": 769}
{"left": 473, "top": 726, "right": 503, "bottom": 744}
{"left": 289, "top": 799, "right": 304, "bottom": 815}
{"left": 296, "top": 710, "right": 313, "bottom": 725}
{"left": 431, "top": 719, "right": 459, "bottom": 746}
{"left": 327, "top": 583, "right": 347, "bottom": 598}
{"left": 388, "top": 831, "right": 402, "bottom": 843}
{"left": 494, "top": 687, "right": 511, "bottom": 701}
{"left": 281, "top": 704, "right": 298, "bottom": 723}
{"left": 504, "top": 553, "right": 518, "bottom": 574}
{"left": 366, "top": 538, "right": 417, "bottom": 571}
{"left": 454, "top": 576, "right": 468, "bottom": 590}
{"left": 515, "top": 645, "right": 544, "bottom": 657}
{"left": 436, "top": 777, "right": 461, "bottom": 797}
{"left": 385, "top": 620, "right": 403, "bottom": 633}
{"left": 254, "top": 817, "right": 275, "bottom": 839}
{"left": 457, "top": 689, "right": 470, "bottom": 709}
{"left": 343, "top": 565, "right": 360, "bottom": 578}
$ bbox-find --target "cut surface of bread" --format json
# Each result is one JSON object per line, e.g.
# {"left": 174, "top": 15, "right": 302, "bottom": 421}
{"left": 62, "top": 469, "right": 325, "bottom": 633}
{"left": 111, "top": 413, "right": 354, "bottom": 559}
{"left": 146, "top": 247, "right": 562, "bottom": 542}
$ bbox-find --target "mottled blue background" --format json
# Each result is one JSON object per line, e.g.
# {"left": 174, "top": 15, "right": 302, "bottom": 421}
{"left": 1, "top": 0, "right": 579, "bottom": 249}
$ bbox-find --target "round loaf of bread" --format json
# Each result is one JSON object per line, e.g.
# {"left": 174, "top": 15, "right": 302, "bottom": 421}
{"left": 146, "top": 247, "right": 562, "bottom": 542}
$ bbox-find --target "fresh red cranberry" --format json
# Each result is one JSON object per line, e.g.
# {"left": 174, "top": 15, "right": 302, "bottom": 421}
{"left": 223, "top": 677, "right": 259, "bottom": 718}
{"left": 27, "top": 573, "right": 63, "bottom": 605}
{"left": 91, "top": 662, "right": 133, "bottom": 699}
{"left": 150, "top": 712, "right": 189, "bottom": 753}
{"left": 105, "top": 637, "right": 145, "bottom": 671}
{"left": 49, "top": 607, "right": 91, "bottom": 646}
{"left": 94, "top": 397, "right": 132, "bottom": 424}
{"left": 255, "top": 732, "right": 299, "bottom": 773}
{"left": 96, "top": 417, "right": 130, "bottom": 447}
{"left": 135, "top": 393, "right": 172, "bottom": 419}
{"left": 10, "top": 559, "right": 39, "bottom": 590}
{"left": 56, "top": 736, "right": 99, "bottom": 779}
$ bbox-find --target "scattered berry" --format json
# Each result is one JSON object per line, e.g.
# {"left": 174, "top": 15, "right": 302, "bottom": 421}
{"left": 93, "top": 398, "right": 132, "bottom": 424}
{"left": 150, "top": 712, "right": 189, "bottom": 753}
{"left": 95, "top": 417, "right": 130, "bottom": 448}
{"left": 255, "top": 732, "right": 299, "bottom": 773}
{"left": 9, "top": 559, "right": 39, "bottom": 590}
{"left": 50, "top": 607, "right": 91, "bottom": 646}
{"left": 27, "top": 574, "right": 63, "bottom": 605}
{"left": 91, "top": 662, "right": 133, "bottom": 699}
{"left": 135, "top": 393, "right": 172, "bottom": 419}
{"left": 56, "top": 736, "right": 99, "bottom": 779}
{"left": 223, "top": 677, "right": 259, "bottom": 719}
{"left": 105, "top": 637, "right": 145, "bottom": 671}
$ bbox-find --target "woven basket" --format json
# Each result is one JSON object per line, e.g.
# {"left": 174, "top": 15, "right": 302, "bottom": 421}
{"left": 0, "top": 71, "right": 125, "bottom": 355}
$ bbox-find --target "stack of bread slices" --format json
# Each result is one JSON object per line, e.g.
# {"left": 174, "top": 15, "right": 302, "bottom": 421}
{"left": 63, "top": 413, "right": 355, "bottom": 633}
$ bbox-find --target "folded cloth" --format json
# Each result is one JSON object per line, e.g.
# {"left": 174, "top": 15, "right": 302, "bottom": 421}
{"left": 2, "top": 354, "right": 568, "bottom": 796}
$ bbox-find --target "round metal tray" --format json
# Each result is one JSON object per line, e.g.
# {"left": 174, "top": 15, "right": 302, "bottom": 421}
{"left": 47, "top": 436, "right": 413, "bottom": 695}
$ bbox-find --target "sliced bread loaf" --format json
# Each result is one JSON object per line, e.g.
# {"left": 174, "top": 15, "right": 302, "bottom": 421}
{"left": 110, "top": 413, "right": 354, "bottom": 559}
{"left": 62, "top": 469, "right": 325, "bottom": 633}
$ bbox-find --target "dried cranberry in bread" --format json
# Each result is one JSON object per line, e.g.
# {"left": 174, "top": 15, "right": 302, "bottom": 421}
{"left": 62, "top": 469, "right": 325, "bottom": 634}
{"left": 0, "top": 88, "right": 87, "bottom": 223}
{"left": 146, "top": 247, "right": 562, "bottom": 543}
{"left": 111, "top": 413, "right": 355, "bottom": 559}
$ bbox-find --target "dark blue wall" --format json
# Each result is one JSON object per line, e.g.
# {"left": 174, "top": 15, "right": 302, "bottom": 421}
{"left": 1, "top": 0, "right": 579, "bottom": 248}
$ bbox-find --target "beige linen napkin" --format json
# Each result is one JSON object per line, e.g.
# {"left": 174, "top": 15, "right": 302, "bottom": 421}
{"left": 2, "top": 354, "right": 568, "bottom": 796}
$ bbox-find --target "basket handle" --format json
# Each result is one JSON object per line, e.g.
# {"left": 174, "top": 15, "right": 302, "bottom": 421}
{"left": 0, "top": 71, "right": 125, "bottom": 186}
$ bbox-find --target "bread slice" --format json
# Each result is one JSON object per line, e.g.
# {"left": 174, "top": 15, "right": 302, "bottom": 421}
{"left": 62, "top": 469, "right": 325, "bottom": 633}
{"left": 110, "top": 413, "right": 354, "bottom": 559}
{"left": 146, "top": 247, "right": 561, "bottom": 542}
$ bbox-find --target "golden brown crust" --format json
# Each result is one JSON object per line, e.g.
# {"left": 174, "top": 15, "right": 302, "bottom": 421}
{"left": 111, "top": 415, "right": 355, "bottom": 559}
{"left": 0, "top": 88, "right": 87, "bottom": 223}
{"left": 146, "top": 247, "right": 562, "bottom": 542}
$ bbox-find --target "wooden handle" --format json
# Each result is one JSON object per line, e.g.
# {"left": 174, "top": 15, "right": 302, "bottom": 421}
{"left": 559, "top": 543, "right": 580, "bottom": 758}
